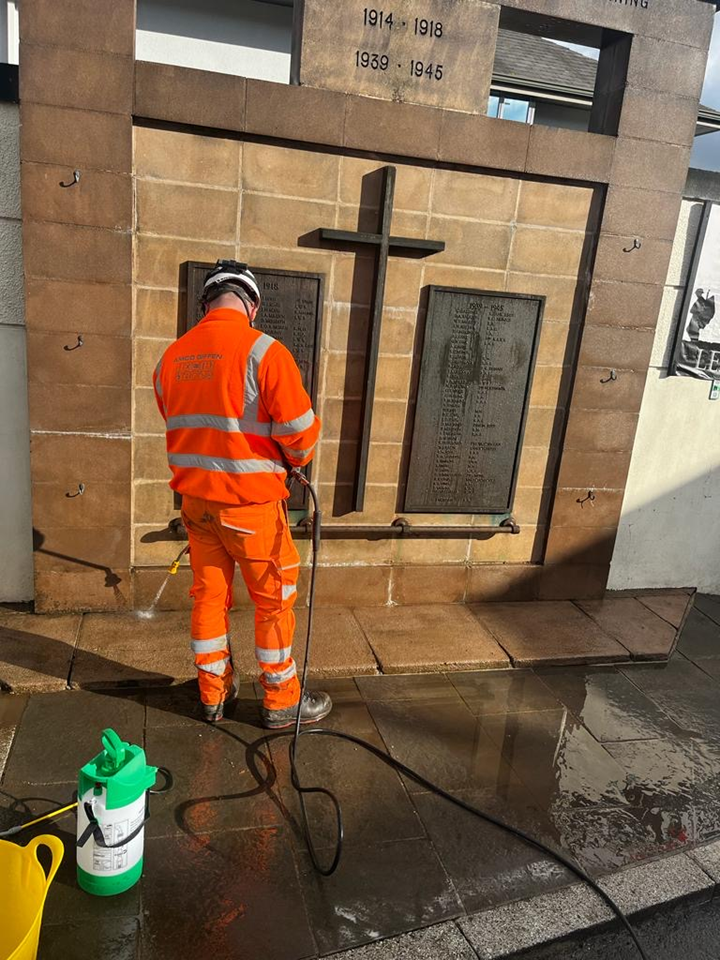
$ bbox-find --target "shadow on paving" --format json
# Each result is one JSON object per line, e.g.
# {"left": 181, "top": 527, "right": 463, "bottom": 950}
{"left": 0, "top": 595, "right": 718, "bottom": 959}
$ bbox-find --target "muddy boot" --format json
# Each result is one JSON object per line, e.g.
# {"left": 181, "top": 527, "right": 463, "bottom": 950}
{"left": 260, "top": 691, "right": 333, "bottom": 730}
{"left": 202, "top": 671, "right": 240, "bottom": 723}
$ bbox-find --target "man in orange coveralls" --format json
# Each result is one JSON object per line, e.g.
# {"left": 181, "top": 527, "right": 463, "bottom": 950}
{"left": 153, "top": 260, "right": 332, "bottom": 727}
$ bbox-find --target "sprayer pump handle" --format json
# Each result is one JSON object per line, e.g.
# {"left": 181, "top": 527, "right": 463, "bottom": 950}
{"left": 101, "top": 728, "right": 126, "bottom": 770}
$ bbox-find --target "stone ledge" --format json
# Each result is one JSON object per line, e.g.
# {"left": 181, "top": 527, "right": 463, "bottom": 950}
{"left": 0, "top": 593, "right": 686, "bottom": 692}
{"left": 334, "top": 847, "right": 717, "bottom": 959}
{"left": 459, "top": 851, "right": 716, "bottom": 958}
{"left": 132, "top": 61, "right": 616, "bottom": 184}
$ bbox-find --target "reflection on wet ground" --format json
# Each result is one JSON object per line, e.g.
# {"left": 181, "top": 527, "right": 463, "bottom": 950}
{"left": 1, "top": 595, "right": 719, "bottom": 958}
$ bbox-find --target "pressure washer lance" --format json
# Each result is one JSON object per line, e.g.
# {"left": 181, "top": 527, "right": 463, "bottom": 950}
{"left": 168, "top": 544, "right": 190, "bottom": 576}
{"left": 285, "top": 468, "right": 651, "bottom": 960}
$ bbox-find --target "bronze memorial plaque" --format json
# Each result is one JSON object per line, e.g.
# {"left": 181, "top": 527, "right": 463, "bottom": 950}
{"left": 182, "top": 262, "right": 325, "bottom": 509}
{"left": 405, "top": 287, "right": 543, "bottom": 514}
{"left": 296, "top": 0, "right": 498, "bottom": 113}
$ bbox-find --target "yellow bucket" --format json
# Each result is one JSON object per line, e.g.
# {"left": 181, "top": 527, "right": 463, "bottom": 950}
{"left": 0, "top": 835, "right": 64, "bottom": 960}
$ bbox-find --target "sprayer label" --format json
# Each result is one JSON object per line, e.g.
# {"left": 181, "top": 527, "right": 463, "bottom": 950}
{"left": 93, "top": 820, "right": 128, "bottom": 871}
{"left": 86, "top": 805, "right": 145, "bottom": 873}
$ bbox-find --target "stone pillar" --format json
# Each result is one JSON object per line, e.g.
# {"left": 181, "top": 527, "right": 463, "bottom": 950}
{"left": 543, "top": 16, "right": 714, "bottom": 599}
{"left": 19, "top": 0, "right": 136, "bottom": 611}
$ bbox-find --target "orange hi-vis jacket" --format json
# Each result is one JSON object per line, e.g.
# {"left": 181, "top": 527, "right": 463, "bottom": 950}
{"left": 153, "top": 306, "right": 320, "bottom": 505}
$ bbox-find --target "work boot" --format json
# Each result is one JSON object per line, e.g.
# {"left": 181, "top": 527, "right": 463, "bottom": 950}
{"left": 260, "top": 690, "right": 333, "bottom": 730}
{"left": 202, "top": 671, "right": 240, "bottom": 723}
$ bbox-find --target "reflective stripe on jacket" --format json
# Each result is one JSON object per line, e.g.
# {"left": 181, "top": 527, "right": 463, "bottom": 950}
{"left": 153, "top": 306, "right": 321, "bottom": 504}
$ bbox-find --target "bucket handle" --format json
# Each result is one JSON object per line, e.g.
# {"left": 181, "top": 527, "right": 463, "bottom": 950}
{"left": 24, "top": 834, "right": 64, "bottom": 896}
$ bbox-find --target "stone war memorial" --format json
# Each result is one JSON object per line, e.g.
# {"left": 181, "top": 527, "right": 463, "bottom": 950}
{"left": 14, "top": 0, "right": 717, "bottom": 617}
{"left": 9, "top": 5, "right": 720, "bottom": 959}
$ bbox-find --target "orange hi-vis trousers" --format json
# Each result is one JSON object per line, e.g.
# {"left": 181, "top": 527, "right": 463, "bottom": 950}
{"left": 181, "top": 494, "right": 302, "bottom": 710}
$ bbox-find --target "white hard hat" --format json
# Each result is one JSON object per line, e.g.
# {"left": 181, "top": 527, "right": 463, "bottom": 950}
{"left": 202, "top": 259, "right": 261, "bottom": 306}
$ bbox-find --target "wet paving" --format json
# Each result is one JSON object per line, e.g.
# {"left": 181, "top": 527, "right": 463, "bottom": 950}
{"left": 0, "top": 595, "right": 719, "bottom": 958}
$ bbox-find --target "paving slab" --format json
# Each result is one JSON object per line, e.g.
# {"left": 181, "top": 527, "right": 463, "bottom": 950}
{"left": 411, "top": 787, "right": 573, "bottom": 913}
{"left": 356, "top": 672, "right": 461, "bottom": 701}
{"left": 688, "top": 837, "right": 720, "bottom": 882}
{"left": 576, "top": 597, "right": 677, "bottom": 660}
{"left": 0, "top": 610, "right": 80, "bottom": 691}
{"left": 535, "top": 666, "right": 686, "bottom": 742}
{"left": 480, "top": 709, "right": 628, "bottom": 813}
{"left": 676, "top": 607, "right": 720, "bottom": 660}
{"left": 354, "top": 605, "right": 509, "bottom": 674}
{"left": 470, "top": 602, "right": 629, "bottom": 667}
{"left": 619, "top": 658, "right": 720, "bottom": 736}
{"left": 637, "top": 592, "right": 692, "bottom": 629}
{"left": 0, "top": 778, "right": 80, "bottom": 838}
{"left": 458, "top": 884, "right": 614, "bottom": 959}
{"left": 8, "top": 649, "right": 720, "bottom": 960}
{"left": 512, "top": 895, "right": 720, "bottom": 959}
{"left": 144, "top": 679, "right": 257, "bottom": 727}
{"left": 229, "top": 606, "right": 379, "bottom": 678}
{"left": 141, "top": 828, "right": 316, "bottom": 960}
{"left": 144, "top": 719, "right": 282, "bottom": 839}
{"left": 695, "top": 594, "right": 720, "bottom": 627}
{"left": 39, "top": 918, "right": 140, "bottom": 960}
{"left": 297, "top": 837, "right": 462, "bottom": 954}
{"left": 270, "top": 686, "right": 425, "bottom": 850}
{"left": 552, "top": 805, "right": 678, "bottom": 876}
{"left": 598, "top": 854, "right": 714, "bottom": 913}
{"left": 334, "top": 922, "right": 476, "bottom": 959}
{"left": 283, "top": 606, "right": 380, "bottom": 677}
{"left": 0, "top": 693, "right": 26, "bottom": 778}
{"left": 2, "top": 690, "right": 144, "bottom": 784}
{"left": 366, "top": 695, "right": 529, "bottom": 799}
{"left": 692, "top": 656, "right": 720, "bottom": 682}
{"left": 448, "top": 669, "right": 561, "bottom": 717}
{"left": 71, "top": 611, "right": 192, "bottom": 687}
{"left": 603, "top": 734, "right": 720, "bottom": 847}
{"left": 458, "top": 849, "right": 716, "bottom": 959}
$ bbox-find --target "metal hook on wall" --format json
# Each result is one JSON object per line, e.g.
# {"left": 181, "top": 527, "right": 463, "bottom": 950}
{"left": 64, "top": 334, "right": 84, "bottom": 352}
{"left": 600, "top": 369, "right": 617, "bottom": 384}
{"left": 59, "top": 169, "right": 81, "bottom": 188}
{"left": 622, "top": 238, "right": 642, "bottom": 253}
{"left": 576, "top": 490, "right": 596, "bottom": 508}
{"left": 65, "top": 483, "right": 85, "bottom": 499}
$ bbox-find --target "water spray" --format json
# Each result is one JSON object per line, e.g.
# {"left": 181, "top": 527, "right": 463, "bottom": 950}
{"left": 137, "top": 544, "right": 190, "bottom": 619}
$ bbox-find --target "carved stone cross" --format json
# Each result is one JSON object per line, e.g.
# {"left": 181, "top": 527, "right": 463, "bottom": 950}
{"left": 319, "top": 165, "right": 445, "bottom": 511}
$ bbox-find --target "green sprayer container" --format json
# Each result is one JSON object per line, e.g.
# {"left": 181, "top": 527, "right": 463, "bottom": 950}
{"left": 76, "top": 729, "right": 157, "bottom": 897}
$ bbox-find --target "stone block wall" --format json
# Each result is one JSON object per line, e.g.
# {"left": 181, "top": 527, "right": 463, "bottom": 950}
{"left": 19, "top": 0, "right": 135, "bottom": 612}
{"left": 132, "top": 126, "right": 597, "bottom": 606}
{"left": 18, "top": 0, "right": 713, "bottom": 611}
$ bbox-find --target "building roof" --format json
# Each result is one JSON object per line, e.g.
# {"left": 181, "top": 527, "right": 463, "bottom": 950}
{"left": 494, "top": 29, "right": 598, "bottom": 95}
{"left": 493, "top": 29, "right": 720, "bottom": 129}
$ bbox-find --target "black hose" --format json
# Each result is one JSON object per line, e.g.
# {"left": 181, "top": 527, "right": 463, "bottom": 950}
{"left": 287, "top": 470, "right": 651, "bottom": 960}
{"left": 288, "top": 471, "right": 343, "bottom": 876}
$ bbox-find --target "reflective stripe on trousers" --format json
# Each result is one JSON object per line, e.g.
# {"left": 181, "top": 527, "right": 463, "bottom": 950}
{"left": 182, "top": 494, "right": 301, "bottom": 710}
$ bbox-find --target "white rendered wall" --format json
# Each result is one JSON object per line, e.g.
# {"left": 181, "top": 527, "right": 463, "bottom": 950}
{"left": 136, "top": 0, "right": 292, "bottom": 83}
{"left": 0, "top": 102, "right": 33, "bottom": 601}
{"left": 0, "top": 1, "right": 19, "bottom": 65}
{"left": 609, "top": 198, "right": 720, "bottom": 594}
